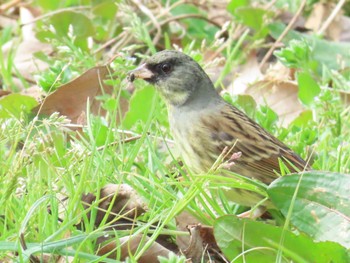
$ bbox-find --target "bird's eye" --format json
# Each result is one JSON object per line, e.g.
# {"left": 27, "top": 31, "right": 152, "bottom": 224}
{"left": 161, "top": 63, "right": 172, "bottom": 73}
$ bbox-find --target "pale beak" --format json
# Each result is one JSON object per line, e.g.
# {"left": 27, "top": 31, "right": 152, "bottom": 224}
{"left": 128, "top": 64, "right": 154, "bottom": 82}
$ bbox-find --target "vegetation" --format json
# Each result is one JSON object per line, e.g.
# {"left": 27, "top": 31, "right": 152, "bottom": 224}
{"left": 0, "top": 0, "right": 350, "bottom": 262}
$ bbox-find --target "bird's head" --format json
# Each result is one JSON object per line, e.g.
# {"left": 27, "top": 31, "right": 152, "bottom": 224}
{"left": 128, "top": 50, "right": 216, "bottom": 107}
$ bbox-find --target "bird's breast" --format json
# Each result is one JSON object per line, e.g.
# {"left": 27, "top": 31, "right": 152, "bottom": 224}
{"left": 169, "top": 109, "right": 219, "bottom": 173}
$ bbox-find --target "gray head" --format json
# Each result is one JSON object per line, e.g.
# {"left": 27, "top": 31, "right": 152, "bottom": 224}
{"left": 128, "top": 50, "right": 218, "bottom": 107}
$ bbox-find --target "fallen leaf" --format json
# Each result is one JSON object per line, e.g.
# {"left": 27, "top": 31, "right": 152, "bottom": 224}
{"left": 81, "top": 184, "right": 176, "bottom": 262}
{"left": 21, "top": 85, "right": 43, "bottom": 101}
{"left": 239, "top": 61, "right": 306, "bottom": 126}
{"left": 80, "top": 183, "right": 147, "bottom": 229}
{"left": 0, "top": 14, "right": 17, "bottom": 28}
{"left": 97, "top": 235, "right": 172, "bottom": 262}
{"left": 183, "top": 224, "right": 223, "bottom": 263}
{"left": 1, "top": 7, "right": 51, "bottom": 83}
{"left": 277, "top": 11, "right": 307, "bottom": 31}
{"left": 305, "top": 2, "right": 342, "bottom": 41}
{"left": 0, "top": 90, "right": 11, "bottom": 97}
{"left": 339, "top": 16, "right": 350, "bottom": 42}
{"left": 339, "top": 89, "right": 350, "bottom": 105}
{"left": 225, "top": 51, "right": 263, "bottom": 95}
{"left": 246, "top": 78, "right": 304, "bottom": 126}
{"left": 205, "top": 1, "right": 231, "bottom": 28}
{"left": 0, "top": 0, "right": 21, "bottom": 13}
{"left": 175, "top": 211, "right": 201, "bottom": 252}
{"left": 33, "top": 65, "right": 129, "bottom": 127}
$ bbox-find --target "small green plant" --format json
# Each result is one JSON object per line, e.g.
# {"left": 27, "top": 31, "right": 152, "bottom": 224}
{"left": 1, "top": 0, "right": 350, "bottom": 262}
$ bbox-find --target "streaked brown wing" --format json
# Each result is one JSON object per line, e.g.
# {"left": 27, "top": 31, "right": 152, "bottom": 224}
{"left": 199, "top": 103, "right": 309, "bottom": 184}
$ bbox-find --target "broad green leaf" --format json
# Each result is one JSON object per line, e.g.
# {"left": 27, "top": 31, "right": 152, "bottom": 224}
{"left": 170, "top": 4, "right": 217, "bottom": 42}
{"left": 227, "top": 0, "right": 248, "bottom": 14}
{"left": 256, "top": 105, "right": 278, "bottom": 132}
{"left": 122, "top": 86, "right": 157, "bottom": 129}
{"left": 91, "top": 1, "right": 118, "bottom": 41}
{"left": 40, "top": 11, "right": 95, "bottom": 50}
{"left": 234, "top": 7, "right": 273, "bottom": 38}
{"left": 223, "top": 93, "right": 257, "bottom": 119}
{"left": 274, "top": 39, "right": 318, "bottom": 73}
{"left": 93, "top": 1, "right": 118, "bottom": 20}
{"left": 35, "top": 0, "right": 60, "bottom": 10}
{"left": 290, "top": 110, "right": 313, "bottom": 127}
{"left": 234, "top": 94, "right": 257, "bottom": 118}
{"left": 214, "top": 215, "right": 350, "bottom": 263}
{"left": 269, "top": 23, "right": 350, "bottom": 72}
{"left": 50, "top": 11, "right": 94, "bottom": 38}
{"left": 235, "top": 7, "right": 272, "bottom": 31}
{"left": 0, "top": 94, "right": 38, "bottom": 119}
{"left": 90, "top": 118, "right": 110, "bottom": 147}
{"left": 297, "top": 72, "right": 321, "bottom": 106}
{"left": 268, "top": 172, "right": 350, "bottom": 248}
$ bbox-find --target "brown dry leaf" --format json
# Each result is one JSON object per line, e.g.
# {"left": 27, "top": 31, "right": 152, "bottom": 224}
{"left": 83, "top": 184, "right": 174, "bottom": 262}
{"left": 0, "top": 14, "right": 17, "bottom": 28}
{"left": 305, "top": 2, "right": 343, "bottom": 41}
{"left": 305, "top": 2, "right": 325, "bottom": 31}
{"left": 340, "top": 16, "right": 350, "bottom": 42}
{"left": 56, "top": 255, "right": 75, "bottom": 263}
{"left": 183, "top": 224, "right": 222, "bottom": 263}
{"left": 175, "top": 212, "right": 225, "bottom": 262}
{"left": 246, "top": 78, "right": 304, "bottom": 126}
{"left": 223, "top": 52, "right": 263, "bottom": 95}
{"left": 205, "top": 1, "right": 231, "bottom": 27}
{"left": 18, "top": 7, "right": 50, "bottom": 78}
{"left": 1, "top": 7, "right": 51, "bottom": 84}
{"left": 0, "top": 90, "right": 11, "bottom": 97}
{"left": 222, "top": 52, "right": 303, "bottom": 125}
{"left": 0, "top": 0, "right": 21, "bottom": 12}
{"left": 278, "top": 11, "right": 307, "bottom": 31}
{"left": 97, "top": 235, "right": 172, "bottom": 262}
{"left": 175, "top": 211, "right": 201, "bottom": 252}
{"left": 21, "top": 85, "right": 43, "bottom": 101}
{"left": 339, "top": 89, "right": 350, "bottom": 105}
{"left": 81, "top": 184, "right": 147, "bottom": 229}
{"left": 229, "top": 61, "right": 304, "bottom": 126}
{"left": 33, "top": 65, "right": 129, "bottom": 127}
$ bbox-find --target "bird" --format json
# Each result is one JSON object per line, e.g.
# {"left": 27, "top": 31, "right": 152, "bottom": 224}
{"left": 128, "top": 50, "right": 310, "bottom": 210}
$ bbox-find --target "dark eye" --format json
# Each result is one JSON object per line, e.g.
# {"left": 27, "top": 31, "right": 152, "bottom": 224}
{"left": 161, "top": 63, "right": 172, "bottom": 73}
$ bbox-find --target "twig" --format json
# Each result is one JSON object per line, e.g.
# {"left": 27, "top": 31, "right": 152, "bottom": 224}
{"left": 259, "top": 0, "right": 307, "bottom": 71}
{"left": 214, "top": 24, "right": 246, "bottom": 55}
{"left": 158, "top": 13, "right": 222, "bottom": 29}
{"left": 93, "top": 32, "right": 125, "bottom": 55}
{"left": 318, "top": 0, "right": 346, "bottom": 35}
{"left": 132, "top": 0, "right": 162, "bottom": 48}
{"left": 0, "top": 0, "right": 21, "bottom": 12}
{"left": 265, "top": 0, "right": 279, "bottom": 10}
{"left": 95, "top": 135, "right": 142, "bottom": 152}
{"left": 81, "top": 0, "right": 188, "bottom": 55}
{"left": 19, "top": 233, "right": 40, "bottom": 263}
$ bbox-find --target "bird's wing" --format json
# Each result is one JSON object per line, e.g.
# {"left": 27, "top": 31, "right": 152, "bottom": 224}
{"left": 198, "top": 103, "right": 309, "bottom": 183}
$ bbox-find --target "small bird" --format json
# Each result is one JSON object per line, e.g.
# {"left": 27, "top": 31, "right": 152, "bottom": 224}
{"left": 128, "top": 50, "right": 310, "bottom": 208}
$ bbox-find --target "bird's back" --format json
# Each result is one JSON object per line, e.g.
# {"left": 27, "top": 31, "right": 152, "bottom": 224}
{"left": 170, "top": 102, "right": 310, "bottom": 184}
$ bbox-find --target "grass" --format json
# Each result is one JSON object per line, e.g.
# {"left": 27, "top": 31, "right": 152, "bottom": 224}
{"left": 1, "top": 0, "right": 350, "bottom": 262}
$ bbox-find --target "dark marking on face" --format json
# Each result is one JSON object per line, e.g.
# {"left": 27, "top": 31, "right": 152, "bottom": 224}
{"left": 128, "top": 73, "right": 135, "bottom": 82}
{"left": 146, "top": 58, "right": 178, "bottom": 82}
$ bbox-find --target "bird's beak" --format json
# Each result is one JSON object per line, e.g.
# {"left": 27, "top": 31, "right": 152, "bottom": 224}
{"left": 127, "top": 64, "right": 154, "bottom": 82}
